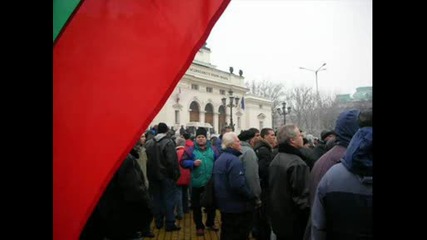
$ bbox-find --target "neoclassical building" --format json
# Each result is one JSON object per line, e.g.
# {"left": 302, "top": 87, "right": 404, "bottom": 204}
{"left": 336, "top": 86, "right": 372, "bottom": 110}
{"left": 149, "top": 44, "right": 272, "bottom": 135}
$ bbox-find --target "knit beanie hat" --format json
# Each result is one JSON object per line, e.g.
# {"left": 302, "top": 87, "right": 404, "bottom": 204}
{"left": 195, "top": 128, "right": 207, "bottom": 138}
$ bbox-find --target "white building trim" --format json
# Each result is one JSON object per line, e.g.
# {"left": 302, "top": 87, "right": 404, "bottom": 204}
{"left": 149, "top": 45, "right": 272, "bottom": 134}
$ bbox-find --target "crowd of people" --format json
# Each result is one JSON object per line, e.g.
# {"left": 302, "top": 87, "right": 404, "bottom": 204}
{"left": 80, "top": 108, "right": 372, "bottom": 240}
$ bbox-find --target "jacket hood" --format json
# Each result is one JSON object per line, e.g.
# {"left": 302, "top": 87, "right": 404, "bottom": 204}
{"left": 335, "top": 109, "right": 360, "bottom": 147}
{"left": 341, "top": 127, "right": 372, "bottom": 177}
{"left": 154, "top": 133, "right": 167, "bottom": 142}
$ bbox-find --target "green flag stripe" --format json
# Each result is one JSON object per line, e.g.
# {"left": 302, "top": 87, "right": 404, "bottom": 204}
{"left": 53, "top": 0, "right": 81, "bottom": 42}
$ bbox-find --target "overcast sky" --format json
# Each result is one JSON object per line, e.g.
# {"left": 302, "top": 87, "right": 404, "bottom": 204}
{"left": 206, "top": 0, "right": 372, "bottom": 97}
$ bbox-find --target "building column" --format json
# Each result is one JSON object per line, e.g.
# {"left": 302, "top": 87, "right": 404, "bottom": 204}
{"left": 213, "top": 112, "right": 219, "bottom": 134}
{"left": 199, "top": 110, "right": 206, "bottom": 124}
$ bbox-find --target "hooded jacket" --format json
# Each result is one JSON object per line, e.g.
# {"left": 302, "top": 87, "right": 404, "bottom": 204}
{"left": 309, "top": 109, "right": 361, "bottom": 205}
{"left": 311, "top": 127, "right": 372, "bottom": 240}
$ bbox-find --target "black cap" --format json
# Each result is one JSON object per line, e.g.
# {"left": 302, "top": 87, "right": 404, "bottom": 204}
{"left": 157, "top": 122, "right": 169, "bottom": 134}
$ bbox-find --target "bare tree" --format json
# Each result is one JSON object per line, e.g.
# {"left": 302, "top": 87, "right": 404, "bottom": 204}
{"left": 285, "top": 87, "right": 345, "bottom": 137}
{"left": 318, "top": 95, "right": 341, "bottom": 132}
{"left": 285, "top": 86, "right": 317, "bottom": 134}
{"left": 245, "top": 79, "right": 285, "bottom": 127}
{"left": 318, "top": 93, "right": 372, "bottom": 135}
{"left": 246, "top": 79, "right": 285, "bottom": 103}
{"left": 245, "top": 81, "right": 350, "bottom": 136}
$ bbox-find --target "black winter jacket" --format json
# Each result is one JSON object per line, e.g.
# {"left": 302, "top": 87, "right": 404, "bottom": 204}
{"left": 253, "top": 139, "right": 273, "bottom": 191}
{"left": 145, "top": 133, "right": 180, "bottom": 181}
{"left": 268, "top": 143, "right": 310, "bottom": 240}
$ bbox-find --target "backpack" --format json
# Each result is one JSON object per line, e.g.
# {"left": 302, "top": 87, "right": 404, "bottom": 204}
{"left": 145, "top": 139, "right": 166, "bottom": 181}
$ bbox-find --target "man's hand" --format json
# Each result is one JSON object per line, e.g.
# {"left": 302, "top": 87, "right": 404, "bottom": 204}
{"left": 194, "top": 159, "right": 202, "bottom": 167}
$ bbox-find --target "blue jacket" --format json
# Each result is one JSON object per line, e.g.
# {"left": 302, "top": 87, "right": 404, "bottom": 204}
{"left": 311, "top": 127, "right": 372, "bottom": 240}
{"left": 180, "top": 141, "right": 220, "bottom": 188}
{"left": 213, "top": 148, "right": 255, "bottom": 213}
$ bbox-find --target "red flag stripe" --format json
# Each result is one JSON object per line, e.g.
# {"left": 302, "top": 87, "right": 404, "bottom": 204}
{"left": 53, "top": 0, "right": 230, "bottom": 239}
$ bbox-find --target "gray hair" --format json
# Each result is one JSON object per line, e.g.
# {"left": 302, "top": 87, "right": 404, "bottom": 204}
{"left": 277, "top": 124, "right": 299, "bottom": 145}
{"left": 175, "top": 137, "right": 186, "bottom": 147}
{"left": 221, "top": 132, "right": 238, "bottom": 149}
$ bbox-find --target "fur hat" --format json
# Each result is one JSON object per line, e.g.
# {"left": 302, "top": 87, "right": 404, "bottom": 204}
{"left": 321, "top": 130, "right": 336, "bottom": 141}
{"left": 157, "top": 122, "right": 169, "bottom": 134}
{"left": 196, "top": 128, "right": 207, "bottom": 137}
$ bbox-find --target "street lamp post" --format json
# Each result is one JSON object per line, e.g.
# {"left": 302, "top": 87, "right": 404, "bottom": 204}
{"left": 222, "top": 89, "right": 239, "bottom": 131}
{"left": 277, "top": 102, "right": 292, "bottom": 126}
{"left": 299, "top": 63, "right": 327, "bottom": 98}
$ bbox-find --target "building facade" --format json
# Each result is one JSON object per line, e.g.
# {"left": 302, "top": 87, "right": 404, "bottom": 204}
{"left": 336, "top": 86, "right": 372, "bottom": 110}
{"left": 149, "top": 45, "right": 273, "bottom": 135}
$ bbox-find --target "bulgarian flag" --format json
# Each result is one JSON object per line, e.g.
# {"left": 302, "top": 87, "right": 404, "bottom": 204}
{"left": 53, "top": 0, "right": 230, "bottom": 239}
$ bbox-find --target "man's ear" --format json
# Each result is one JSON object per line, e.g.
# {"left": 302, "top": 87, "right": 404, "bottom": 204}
{"left": 288, "top": 137, "right": 296, "bottom": 146}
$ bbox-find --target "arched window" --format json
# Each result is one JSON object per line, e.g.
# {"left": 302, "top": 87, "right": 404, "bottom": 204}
{"left": 189, "top": 101, "right": 200, "bottom": 122}
{"left": 205, "top": 103, "right": 214, "bottom": 127}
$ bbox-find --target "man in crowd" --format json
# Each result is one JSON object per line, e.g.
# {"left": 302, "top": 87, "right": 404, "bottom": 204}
{"left": 311, "top": 110, "right": 372, "bottom": 239}
{"left": 303, "top": 109, "right": 361, "bottom": 240}
{"left": 145, "top": 122, "right": 181, "bottom": 232}
{"left": 252, "top": 128, "right": 276, "bottom": 240}
{"left": 269, "top": 125, "right": 310, "bottom": 240}
{"left": 181, "top": 128, "right": 220, "bottom": 236}
{"left": 214, "top": 132, "right": 257, "bottom": 240}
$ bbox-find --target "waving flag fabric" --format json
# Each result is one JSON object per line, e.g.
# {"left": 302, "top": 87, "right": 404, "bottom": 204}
{"left": 53, "top": 0, "right": 230, "bottom": 239}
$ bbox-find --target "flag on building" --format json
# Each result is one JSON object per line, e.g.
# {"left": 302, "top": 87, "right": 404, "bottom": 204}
{"left": 241, "top": 96, "right": 245, "bottom": 110}
{"left": 53, "top": 1, "right": 230, "bottom": 239}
